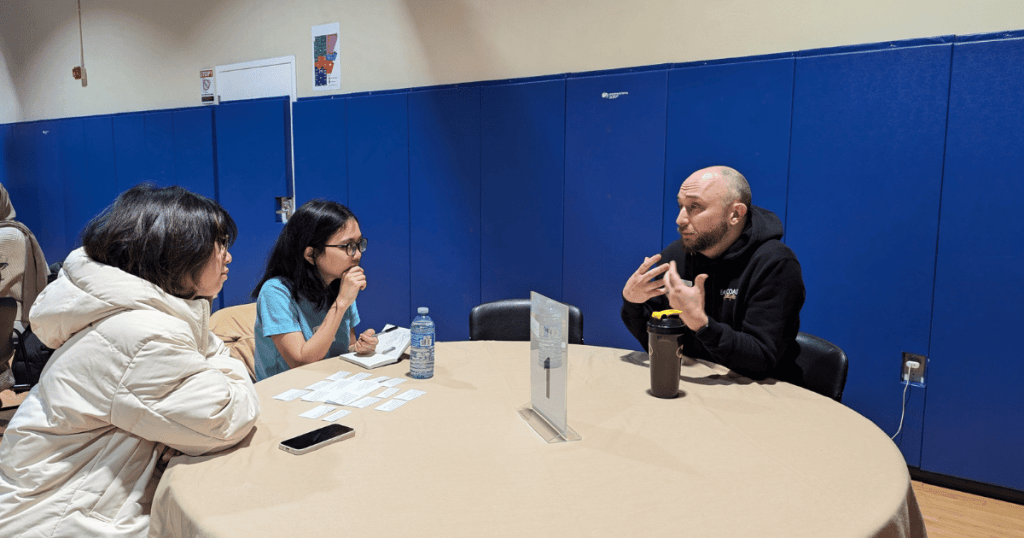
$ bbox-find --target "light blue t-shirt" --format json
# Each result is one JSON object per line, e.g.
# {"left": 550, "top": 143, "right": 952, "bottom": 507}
{"left": 254, "top": 277, "right": 360, "bottom": 381}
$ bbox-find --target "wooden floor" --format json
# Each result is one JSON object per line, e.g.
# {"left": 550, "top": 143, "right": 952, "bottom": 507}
{"left": 5, "top": 390, "right": 1024, "bottom": 536}
{"left": 913, "top": 480, "right": 1024, "bottom": 537}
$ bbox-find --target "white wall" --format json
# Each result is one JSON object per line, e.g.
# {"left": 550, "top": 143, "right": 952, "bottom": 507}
{"left": 2, "top": 0, "right": 1024, "bottom": 122}
{"left": 0, "top": 25, "right": 20, "bottom": 124}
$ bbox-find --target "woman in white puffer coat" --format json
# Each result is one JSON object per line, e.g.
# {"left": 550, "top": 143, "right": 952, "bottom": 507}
{"left": 0, "top": 184, "right": 260, "bottom": 538}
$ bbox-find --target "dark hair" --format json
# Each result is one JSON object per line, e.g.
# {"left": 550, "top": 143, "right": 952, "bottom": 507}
{"left": 252, "top": 199, "right": 358, "bottom": 311}
{"left": 81, "top": 183, "right": 237, "bottom": 299}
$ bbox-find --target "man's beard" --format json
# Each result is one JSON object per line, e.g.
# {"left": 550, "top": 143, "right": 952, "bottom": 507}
{"left": 679, "top": 220, "right": 729, "bottom": 254}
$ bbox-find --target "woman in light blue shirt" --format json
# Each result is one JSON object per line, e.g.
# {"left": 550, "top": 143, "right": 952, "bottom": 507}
{"left": 251, "top": 200, "right": 377, "bottom": 381}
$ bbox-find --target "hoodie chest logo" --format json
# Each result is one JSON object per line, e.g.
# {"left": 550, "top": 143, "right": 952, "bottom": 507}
{"left": 721, "top": 289, "right": 739, "bottom": 301}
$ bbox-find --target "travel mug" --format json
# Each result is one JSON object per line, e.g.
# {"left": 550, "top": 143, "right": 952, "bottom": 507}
{"left": 647, "top": 310, "right": 685, "bottom": 398}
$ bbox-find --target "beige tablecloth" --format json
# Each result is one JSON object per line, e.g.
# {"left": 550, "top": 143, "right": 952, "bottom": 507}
{"left": 151, "top": 341, "right": 925, "bottom": 538}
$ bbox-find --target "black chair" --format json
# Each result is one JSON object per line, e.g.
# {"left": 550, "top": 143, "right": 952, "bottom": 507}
{"left": 1, "top": 297, "right": 17, "bottom": 394}
{"left": 1, "top": 297, "right": 15, "bottom": 365}
{"left": 793, "top": 332, "right": 849, "bottom": 402}
{"left": 469, "top": 299, "right": 584, "bottom": 345}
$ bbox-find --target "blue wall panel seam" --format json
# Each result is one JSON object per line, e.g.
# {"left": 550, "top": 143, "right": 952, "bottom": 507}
{"left": 345, "top": 99, "right": 350, "bottom": 208}
{"left": 660, "top": 72, "right": 670, "bottom": 247}
{"left": 209, "top": 108, "right": 222, "bottom": 310}
{"left": 110, "top": 116, "right": 121, "bottom": 192}
{"left": 783, "top": 59, "right": 797, "bottom": 238}
{"left": 171, "top": 113, "right": 179, "bottom": 184}
{"left": 478, "top": 89, "right": 483, "bottom": 307}
{"left": 405, "top": 92, "right": 413, "bottom": 322}
{"left": 284, "top": 101, "right": 294, "bottom": 198}
{"left": 561, "top": 80, "right": 569, "bottom": 303}
{"left": 918, "top": 42, "right": 958, "bottom": 468}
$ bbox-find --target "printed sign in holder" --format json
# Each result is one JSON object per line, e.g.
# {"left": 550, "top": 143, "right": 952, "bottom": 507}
{"left": 518, "top": 292, "right": 582, "bottom": 443}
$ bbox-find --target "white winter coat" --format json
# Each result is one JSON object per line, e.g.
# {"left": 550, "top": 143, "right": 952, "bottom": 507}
{"left": 0, "top": 248, "right": 260, "bottom": 537}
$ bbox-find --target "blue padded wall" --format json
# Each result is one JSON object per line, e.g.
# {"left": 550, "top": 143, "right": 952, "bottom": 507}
{"left": 346, "top": 93, "right": 411, "bottom": 332}
{"left": 171, "top": 108, "right": 217, "bottom": 201}
{"left": 564, "top": 71, "right": 667, "bottom": 350}
{"left": 67, "top": 117, "right": 118, "bottom": 248}
{"left": 4, "top": 124, "right": 39, "bottom": 237}
{"left": 56, "top": 119, "right": 88, "bottom": 252}
{"left": 10, "top": 121, "right": 66, "bottom": 264}
{"left": 143, "top": 112, "right": 176, "bottom": 186}
{"left": 922, "top": 35, "right": 1024, "bottom": 491}
{"left": 786, "top": 41, "right": 952, "bottom": 465}
{"left": 113, "top": 109, "right": 217, "bottom": 198}
{"left": 663, "top": 59, "right": 794, "bottom": 248}
{"left": 293, "top": 98, "right": 347, "bottom": 206}
{"left": 480, "top": 80, "right": 566, "bottom": 304}
{"left": 0, "top": 124, "right": 10, "bottom": 186}
{"left": 215, "top": 98, "right": 291, "bottom": 307}
{"left": 112, "top": 114, "right": 147, "bottom": 192}
{"left": 408, "top": 87, "right": 481, "bottom": 341}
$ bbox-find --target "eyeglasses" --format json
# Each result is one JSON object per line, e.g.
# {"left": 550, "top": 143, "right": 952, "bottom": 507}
{"left": 325, "top": 237, "right": 367, "bottom": 257}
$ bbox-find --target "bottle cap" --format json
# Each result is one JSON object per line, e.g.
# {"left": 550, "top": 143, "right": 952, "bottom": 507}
{"left": 418, "top": 307, "right": 429, "bottom": 314}
{"left": 647, "top": 310, "right": 685, "bottom": 334}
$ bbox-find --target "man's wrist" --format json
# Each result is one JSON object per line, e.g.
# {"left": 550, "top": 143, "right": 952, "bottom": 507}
{"left": 688, "top": 315, "right": 709, "bottom": 333}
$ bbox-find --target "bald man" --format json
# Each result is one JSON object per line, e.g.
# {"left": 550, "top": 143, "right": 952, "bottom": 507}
{"left": 621, "top": 166, "right": 805, "bottom": 381}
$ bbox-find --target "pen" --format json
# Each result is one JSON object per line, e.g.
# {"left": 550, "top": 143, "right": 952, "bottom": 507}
{"left": 381, "top": 326, "right": 399, "bottom": 334}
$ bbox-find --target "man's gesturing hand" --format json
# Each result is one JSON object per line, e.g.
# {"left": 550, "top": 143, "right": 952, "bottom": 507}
{"left": 664, "top": 260, "right": 709, "bottom": 332}
{"left": 622, "top": 254, "right": 672, "bottom": 304}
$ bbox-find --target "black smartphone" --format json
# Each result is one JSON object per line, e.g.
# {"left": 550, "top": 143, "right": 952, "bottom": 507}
{"left": 278, "top": 424, "right": 355, "bottom": 455}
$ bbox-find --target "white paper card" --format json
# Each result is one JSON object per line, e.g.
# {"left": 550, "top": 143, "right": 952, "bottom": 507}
{"left": 299, "top": 405, "right": 336, "bottom": 419}
{"left": 322, "top": 409, "right": 351, "bottom": 422}
{"left": 375, "top": 399, "right": 408, "bottom": 412}
{"left": 348, "top": 396, "right": 382, "bottom": 408}
{"left": 326, "top": 393, "right": 359, "bottom": 406}
{"left": 305, "top": 380, "right": 333, "bottom": 391}
{"left": 381, "top": 378, "right": 407, "bottom": 388}
{"left": 377, "top": 388, "right": 400, "bottom": 398}
{"left": 273, "top": 389, "right": 309, "bottom": 401}
{"left": 327, "top": 371, "right": 352, "bottom": 381}
{"left": 301, "top": 377, "right": 357, "bottom": 402}
{"left": 394, "top": 389, "right": 426, "bottom": 401}
{"left": 350, "top": 373, "right": 372, "bottom": 381}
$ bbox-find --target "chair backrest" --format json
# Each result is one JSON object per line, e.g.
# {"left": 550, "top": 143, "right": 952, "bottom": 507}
{"left": 209, "top": 303, "right": 258, "bottom": 382}
{"left": 469, "top": 299, "right": 584, "bottom": 345}
{"left": 1, "top": 297, "right": 16, "bottom": 363}
{"left": 793, "top": 332, "right": 849, "bottom": 402}
{"left": 0, "top": 220, "right": 49, "bottom": 324}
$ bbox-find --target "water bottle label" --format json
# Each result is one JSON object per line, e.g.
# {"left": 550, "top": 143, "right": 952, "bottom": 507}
{"left": 412, "top": 333, "right": 434, "bottom": 347}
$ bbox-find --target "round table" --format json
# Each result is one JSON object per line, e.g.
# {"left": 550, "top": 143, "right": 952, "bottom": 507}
{"left": 151, "top": 341, "right": 925, "bottom": 537}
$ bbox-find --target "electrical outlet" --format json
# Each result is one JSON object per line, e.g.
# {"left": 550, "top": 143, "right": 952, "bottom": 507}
{"left": 901, "top": 352, "right": 926, "bottom": 384}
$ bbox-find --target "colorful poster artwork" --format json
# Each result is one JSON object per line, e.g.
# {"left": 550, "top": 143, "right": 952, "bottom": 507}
{"left": 311, "top": 23, "right": 341, "bottom": 91}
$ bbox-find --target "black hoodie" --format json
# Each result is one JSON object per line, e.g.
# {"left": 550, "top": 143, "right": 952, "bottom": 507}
{"left": 621, "top": 205, "right": 805, "bottom": 381}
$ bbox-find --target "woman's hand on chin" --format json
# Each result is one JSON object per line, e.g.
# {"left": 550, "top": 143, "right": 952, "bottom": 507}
{"left": 336, "top": 266, "right": 366, "bottom": 307}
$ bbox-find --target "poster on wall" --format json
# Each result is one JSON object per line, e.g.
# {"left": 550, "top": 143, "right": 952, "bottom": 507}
{"left": 311, "top": 23, "right": 341, "bottom": 91}
{"left": 200, "top": 69, "right": 216, "bottom": 103}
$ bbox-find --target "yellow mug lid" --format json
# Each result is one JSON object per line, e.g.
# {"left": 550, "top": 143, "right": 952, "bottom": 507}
{"left": 651, "top": 309, "right": 682, "bottom": 320}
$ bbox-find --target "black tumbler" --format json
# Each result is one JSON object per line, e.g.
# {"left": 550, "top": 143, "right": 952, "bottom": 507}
{"left": 647, "top": 311, "right": 685, "bottom": 398}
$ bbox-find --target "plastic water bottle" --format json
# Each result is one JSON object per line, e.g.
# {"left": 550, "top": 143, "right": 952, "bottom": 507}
{"left": 410, "top": 307, "right": 435, "bottom": 379}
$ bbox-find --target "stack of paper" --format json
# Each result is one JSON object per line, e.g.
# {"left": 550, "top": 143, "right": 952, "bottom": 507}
{"left": 274, "top": 370, "right": 426, "bottom": 419}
